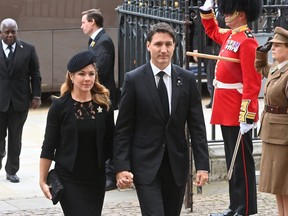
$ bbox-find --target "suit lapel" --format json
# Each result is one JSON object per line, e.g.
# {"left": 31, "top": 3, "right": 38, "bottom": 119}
{"left": 8, "top": 40, "right": 22, "bottom": 74}
{"left": 171, "top": 66, "right": 182, "bottom": 116}
{"left": 0, "top": 42, "right": 7, "bottom": 70}
{"left": 269, "top": 65, "right": 286, "bottom": 83}
{"left": 94, "top": 29, "right": 105, "bottom": 42}
{"left": 89, "top": 29, "right": 105, "bottom": 48}
{"left": 143, "top": 63, "right": 167, "bottom": 123}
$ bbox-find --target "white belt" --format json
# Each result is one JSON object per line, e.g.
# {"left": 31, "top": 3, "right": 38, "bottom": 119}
{"left": 213, "top": 79, "right": 243, "bottom": 94}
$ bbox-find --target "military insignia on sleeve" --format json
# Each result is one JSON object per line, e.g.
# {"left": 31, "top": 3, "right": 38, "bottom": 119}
{"left": 239, "top": 99, "right": 255, "bottom": 124}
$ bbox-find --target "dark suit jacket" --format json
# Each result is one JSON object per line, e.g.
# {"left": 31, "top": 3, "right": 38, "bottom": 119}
{"left": 114, "top": 63, "right": 209, "bottom": 186}
{"left": 88, "top": 29, "right": 117, "bottom": 108}
{"left": 40, "top": 93, "right": 114, "bottom": 171}
{"left": 0, "top": 39, "right": 41, "bottom": 112}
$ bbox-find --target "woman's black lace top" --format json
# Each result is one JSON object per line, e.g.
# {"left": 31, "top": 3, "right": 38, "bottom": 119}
{"left": 73, "top": 100, "right": 97, "bottom": 119}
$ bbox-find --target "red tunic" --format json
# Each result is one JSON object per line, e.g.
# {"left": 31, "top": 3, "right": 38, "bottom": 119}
{"left": 201, "top": 11, "right": 262, "bottom": 126}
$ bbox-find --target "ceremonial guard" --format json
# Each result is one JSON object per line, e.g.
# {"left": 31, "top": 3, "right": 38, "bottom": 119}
{"left": 199, "top": 0, "right": 262, "bottom": 215}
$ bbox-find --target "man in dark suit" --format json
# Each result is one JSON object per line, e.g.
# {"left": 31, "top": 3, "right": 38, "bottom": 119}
{"left": 0, "top": 18, "right": 42, "bottom": 183}
{"left": 81, "top": 8, "right": 117, "bottom": 108}
{"left": 114, "top": 22, "right": 209, "bottom": 216}
{"left": 81, "top": 8, "right": 117, "bottom": 191}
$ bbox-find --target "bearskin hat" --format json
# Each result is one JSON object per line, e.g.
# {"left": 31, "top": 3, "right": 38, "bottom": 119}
{"left": 217, "top": 0, "right": 263, "bottom": 22}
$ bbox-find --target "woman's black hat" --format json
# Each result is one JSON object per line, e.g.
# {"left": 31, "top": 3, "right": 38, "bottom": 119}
{"left": 67, "top": 50, "right": 96, "bottom": 73}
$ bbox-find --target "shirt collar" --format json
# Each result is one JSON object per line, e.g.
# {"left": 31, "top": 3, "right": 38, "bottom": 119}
{"left": 150, "top": 61, "right": 172, "bottom": 77}
{"left": 90, "top": 28, "right": 103, "bottom": 40}
{"left": 2, "top": 40, "right": 16, "bottom": 51}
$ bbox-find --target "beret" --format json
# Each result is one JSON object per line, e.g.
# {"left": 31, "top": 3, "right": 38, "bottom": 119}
{"left": 67, "top": 50, "right": 96, "bottom": 73}
{"left": 269, "top": 27, "right": 288, "bottom": 44}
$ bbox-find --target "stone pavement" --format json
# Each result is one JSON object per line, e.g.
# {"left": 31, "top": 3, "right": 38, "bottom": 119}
{"left": 0, "top": 181, "right": 278, "bottom": 215}
{"left": 0, "top": 98, "right": 279, "bottom": 215}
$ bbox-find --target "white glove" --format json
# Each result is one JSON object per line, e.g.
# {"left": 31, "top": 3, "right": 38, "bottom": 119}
{"left": 239, "top": 122, "right": 253, "bottom": 134}
{"left": 199, "top": 0, "right": 214, "bottom": 11}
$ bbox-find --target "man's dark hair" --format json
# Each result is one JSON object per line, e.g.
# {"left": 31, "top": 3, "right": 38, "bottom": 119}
{"left": 146, "top": 22, "right": 176, "bottom": 43}
{"left": 82, "top": 9, "right": 103, "bottom": 28}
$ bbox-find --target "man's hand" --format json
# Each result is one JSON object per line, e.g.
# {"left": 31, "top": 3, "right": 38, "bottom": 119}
{"left": 199, "top": 0, "right": 214, "bottom": 11}
{"left": 116, "top": 171, "right": 134, "bottom": 190}
{"left": 193, "top": 170, "right": 208, "bottom": 187}
{"left": 257, "top": 37, "right": 273, "bottom": 53}
{"left": 31, "top": 98, "right": 41, "bottom": 109}
{"left": 240, "top": 122, "right": 253, "bottom": 134}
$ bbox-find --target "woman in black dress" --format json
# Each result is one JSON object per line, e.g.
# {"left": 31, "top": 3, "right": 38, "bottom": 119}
{"left": 39, "top": 50, "right": 114, "bottom": 215}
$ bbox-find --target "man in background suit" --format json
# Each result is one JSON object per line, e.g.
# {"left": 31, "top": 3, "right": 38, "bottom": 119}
{"left": 114, "top": 22, "right": 209, "bottom": 216}
{"left": 0, "top": 18, "right": 41, "bottom": 183}
{"left": 81, "top": 8, "right": 117, "bottom": 191}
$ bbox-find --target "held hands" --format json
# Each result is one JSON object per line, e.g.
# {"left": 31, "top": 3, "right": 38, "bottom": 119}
{"left": 239, "top": 122, "right": 253, "bottom": 134}
{"left": 199, "top": 0, "right": 214, "bottom": 11}
{"left": 116, "top": 171, "right": 134, "bottom": 190}
{"left": 257, "top": 37, "right": 273, "bottom": 53}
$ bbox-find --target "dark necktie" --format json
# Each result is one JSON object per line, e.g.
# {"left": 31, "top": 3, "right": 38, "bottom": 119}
{"left": 7, "top": 45, "right": 13, "bottom": 61}
{"left": 88, "top": 38, "right": 92, "bottom": 47}
{"left": 157, "top": 71, "right": 169, "bottom": 122}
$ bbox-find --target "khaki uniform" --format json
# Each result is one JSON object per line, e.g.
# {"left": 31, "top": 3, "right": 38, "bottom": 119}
{"left": 255, "top": 50, "right": 288, "bottom": 195}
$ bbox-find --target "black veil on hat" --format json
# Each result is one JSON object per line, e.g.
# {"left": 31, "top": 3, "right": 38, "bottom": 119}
{"left": 217, "top": 0, "right": 263, "bottom": 22}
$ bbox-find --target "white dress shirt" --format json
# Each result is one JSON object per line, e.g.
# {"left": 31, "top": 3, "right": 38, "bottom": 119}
{"left": 150, "top": 61, "right": 172, "bottom": 114}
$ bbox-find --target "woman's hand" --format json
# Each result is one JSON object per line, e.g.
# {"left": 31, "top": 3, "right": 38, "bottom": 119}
{"left": 116, "top": 171, "right": 134, "bottom": 189}
{"left": 40, "top": 181, "right": 52, "bottom": 200}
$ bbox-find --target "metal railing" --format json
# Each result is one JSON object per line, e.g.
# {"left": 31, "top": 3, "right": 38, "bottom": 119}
{"left": 117, "top": 0, "right": 192, "bottom": 89}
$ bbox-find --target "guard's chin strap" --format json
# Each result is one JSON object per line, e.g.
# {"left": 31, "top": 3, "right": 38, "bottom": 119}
{"left": 225, "top": 11, "right": 239, "bottom": 23}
